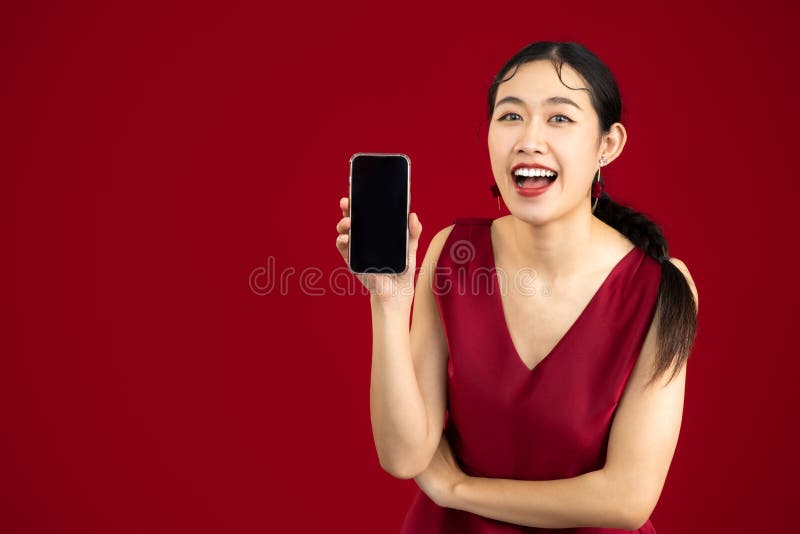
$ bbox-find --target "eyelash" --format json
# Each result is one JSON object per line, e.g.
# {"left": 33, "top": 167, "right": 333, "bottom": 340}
{"left": 498, "top": 112, "right": 572, "bottom": 123}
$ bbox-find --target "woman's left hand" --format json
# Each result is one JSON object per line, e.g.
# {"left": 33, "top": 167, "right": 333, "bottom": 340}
{"left": 413, "top": 433, "right": 468, "bottom": 508}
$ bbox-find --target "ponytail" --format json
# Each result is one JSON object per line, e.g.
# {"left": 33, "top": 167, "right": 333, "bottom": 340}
{"left": 594, "top": 192, "right": 698, "bottom": 386}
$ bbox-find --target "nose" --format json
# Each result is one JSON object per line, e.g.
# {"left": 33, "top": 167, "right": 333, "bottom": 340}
{"left": 514, "top": 117, "right": 547, "bottom": 154}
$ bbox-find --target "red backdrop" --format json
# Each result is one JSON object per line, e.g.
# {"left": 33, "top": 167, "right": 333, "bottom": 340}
{"left": 3, "top": 0, "right": 797, "bottom": 532}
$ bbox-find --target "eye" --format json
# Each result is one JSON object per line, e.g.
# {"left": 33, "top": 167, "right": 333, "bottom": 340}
{"left": 498, "top": 112, "right": 522, "bottom": 121}
{"left": 550, "top": 114, "right": 572, "bottom": 123}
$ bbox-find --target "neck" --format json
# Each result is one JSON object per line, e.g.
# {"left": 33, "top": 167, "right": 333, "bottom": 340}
{"left": 503, "top": 205, "right": 605, "bottom": 283}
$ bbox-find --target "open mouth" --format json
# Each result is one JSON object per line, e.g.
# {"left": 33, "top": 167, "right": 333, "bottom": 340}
{"left": 513, "top": 168, "right": 558, "bottom": 189}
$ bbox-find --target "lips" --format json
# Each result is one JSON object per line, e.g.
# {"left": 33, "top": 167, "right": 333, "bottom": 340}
{"left": 512, "top": 176, "right": 555, "bottom": 197}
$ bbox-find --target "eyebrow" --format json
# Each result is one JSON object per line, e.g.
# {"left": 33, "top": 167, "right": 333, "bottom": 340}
{"left": 495, "top": 95, "right": 583, "bottom": 111}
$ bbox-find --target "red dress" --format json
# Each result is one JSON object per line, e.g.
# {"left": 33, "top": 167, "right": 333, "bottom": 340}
{"left": 401, "top": 218, "right": 661, "bottom": 533}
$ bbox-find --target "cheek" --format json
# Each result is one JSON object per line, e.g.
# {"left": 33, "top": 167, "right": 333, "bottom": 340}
{"left": 487, "top": 144, "right": 507, "bottom": 174}
{"left": 487, "top": 134, "right": 498, "bottom": 162}
{"left": 556, "top": 133, "right": 599, "bottom": 168}
{"left": 487, "top": 129, "right": 512, "bottom": 157}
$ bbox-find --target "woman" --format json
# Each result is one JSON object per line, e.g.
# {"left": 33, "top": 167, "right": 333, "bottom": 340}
{"left": 335, "top": 41, "right": 698, "bottom": 532}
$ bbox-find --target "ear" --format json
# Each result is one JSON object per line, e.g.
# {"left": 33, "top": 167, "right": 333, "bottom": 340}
{"left": 600, "top": 122, "right": 627, "bottom": 165}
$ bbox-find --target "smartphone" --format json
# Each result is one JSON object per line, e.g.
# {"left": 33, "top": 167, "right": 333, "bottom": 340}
{"left": 348, "top": 153, "right": 411, "bottom": 274}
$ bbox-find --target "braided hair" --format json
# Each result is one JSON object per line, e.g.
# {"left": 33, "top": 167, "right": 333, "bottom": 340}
{"left": 487, "top": 41, "right": 698, "bottom": 386}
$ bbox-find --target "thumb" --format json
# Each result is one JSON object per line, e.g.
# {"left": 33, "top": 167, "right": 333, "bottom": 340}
{"left": 409, "top": 212, "right": 422, "bottom": 240}
{"left": 408, "top": 212, "right": 422, "bottom": 258}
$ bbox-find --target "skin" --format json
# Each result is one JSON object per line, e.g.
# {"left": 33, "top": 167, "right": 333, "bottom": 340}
{"left": 334, "top": 59, "right": 699, "bottom": 529}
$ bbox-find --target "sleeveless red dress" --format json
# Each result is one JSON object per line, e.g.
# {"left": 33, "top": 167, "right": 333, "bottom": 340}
{"left": 401, "top": 218, "right": 662, "bottom": 533}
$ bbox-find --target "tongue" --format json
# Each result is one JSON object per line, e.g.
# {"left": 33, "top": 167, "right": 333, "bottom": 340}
{"left": 520, "top": 176, "right": 553, "bottom": 189}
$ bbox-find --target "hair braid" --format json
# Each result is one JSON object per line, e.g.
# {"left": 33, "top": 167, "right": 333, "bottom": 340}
{"left": 594, "top": 192, "right": 669, "bottom": 259}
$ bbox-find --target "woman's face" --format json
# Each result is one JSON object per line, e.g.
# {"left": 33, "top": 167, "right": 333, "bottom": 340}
{"left": 488, "top": 60, "right": 604, "bottom": 223}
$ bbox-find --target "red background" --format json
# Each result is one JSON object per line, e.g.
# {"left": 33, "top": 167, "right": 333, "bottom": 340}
{"left": 3, "top": 0, "right": 797, "bottom": 532}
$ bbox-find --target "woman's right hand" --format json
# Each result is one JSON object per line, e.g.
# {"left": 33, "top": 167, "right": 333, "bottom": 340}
{"left": 335, "top": 196, "right": 423, "bottom": 305}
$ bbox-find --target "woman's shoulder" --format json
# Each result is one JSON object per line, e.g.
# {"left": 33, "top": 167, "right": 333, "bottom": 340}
{"left": 602, "top": 216, "right": 698, "bottom": 308}
{"left": 667, "top": 257, "right": 699, "bottom": 311}
{"left": 427, "top": 216, "right": 497, "bottom": 251}
{"left": 423, "top": 216, "right": 495, "bottom": 271}
{"left": 429, "top": 223, "right": 456, "bottom": 249}
{"left": 422, "top": 223, "right": 457, "bottom": 268}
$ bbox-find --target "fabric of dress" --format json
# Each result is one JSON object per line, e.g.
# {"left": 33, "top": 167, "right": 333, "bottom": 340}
{"left": 400, "top": 217, "right": 662, "bottom": 533}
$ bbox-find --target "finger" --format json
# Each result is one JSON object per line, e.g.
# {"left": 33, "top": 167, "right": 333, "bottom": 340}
{"left": 336, "top": 216, "right": 351, "bottom": 234}
{"left": 409, "top": 212, "right": 422, "bottom": 240}
{"left": 336, "top": 233, "right": 349, "bottom": 260}
{"left": 408, "top": 212, "right": 422, "bottom": 245}
{"left": 340, "top": 196, "right": 349, "bottom": 217}
{"left": 407, "top": 212, "right": 422, "bottom": 267}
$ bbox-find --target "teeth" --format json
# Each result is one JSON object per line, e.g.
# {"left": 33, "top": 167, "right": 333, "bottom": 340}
{"left": 513, "top": 168, "right": 557, "bottom": 178}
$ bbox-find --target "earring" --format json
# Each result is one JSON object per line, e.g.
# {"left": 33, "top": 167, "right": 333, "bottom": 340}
{"left": 490, "top": 183, "right": 502, "bottom": 212}
{"left": 591, "top": 156, "right": 607, "bottom": 213}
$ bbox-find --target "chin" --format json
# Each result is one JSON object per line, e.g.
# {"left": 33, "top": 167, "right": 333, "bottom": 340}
{"left": 507, "top": 207, "right": 556, "bottom": 227}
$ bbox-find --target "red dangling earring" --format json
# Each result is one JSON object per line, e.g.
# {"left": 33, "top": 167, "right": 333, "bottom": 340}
{"left": 591, "top": 174, "right": 604, "bottom": 198}
{"left": 591, "top": 156, "right": 607, "bottom": 213}
{"left": 490, "top": 183, "right": 502, "bottom": 212}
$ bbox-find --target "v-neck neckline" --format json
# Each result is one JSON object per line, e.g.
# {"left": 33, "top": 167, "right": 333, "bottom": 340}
{"left": 487, "top": 219, "right": 638, "bottom": 374}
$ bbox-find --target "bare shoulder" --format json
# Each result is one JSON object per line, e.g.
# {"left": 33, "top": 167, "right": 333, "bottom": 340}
{"left": 420, "top": 224, "right": 456, "bottom": 271}
{"left": 622, "top": 256, "right": 698, "bottom": 392}
{"left": 431, "top": 224, "right": 456, "bottom": 248}
{"left": 667, "top": 257, "right": 699, "bottom": 310}
{"left": 413, "top": 220, "right": 456, "bottom": 309}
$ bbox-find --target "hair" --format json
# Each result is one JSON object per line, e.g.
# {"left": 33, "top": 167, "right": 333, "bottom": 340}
{"left": 487, "top": 41, "right": 697, "bottom": 387}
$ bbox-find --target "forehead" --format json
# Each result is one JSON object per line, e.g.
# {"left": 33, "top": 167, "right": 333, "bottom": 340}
{"left": 495, "top": 60, "right": 592, "bottom": 109}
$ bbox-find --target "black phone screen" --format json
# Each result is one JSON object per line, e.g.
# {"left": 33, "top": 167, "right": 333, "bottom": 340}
{"left": 349, "top": 153, "right": 409, "bottom": 274}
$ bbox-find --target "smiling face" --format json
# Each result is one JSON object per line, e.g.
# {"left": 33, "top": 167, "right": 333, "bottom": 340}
{"left": 488, "top": 59, "right": 606, "bottom": 223}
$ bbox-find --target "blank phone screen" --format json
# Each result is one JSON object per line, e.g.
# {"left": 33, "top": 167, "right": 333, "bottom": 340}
{"left": 349, "top": 154, "right": 409, "bottom": 274}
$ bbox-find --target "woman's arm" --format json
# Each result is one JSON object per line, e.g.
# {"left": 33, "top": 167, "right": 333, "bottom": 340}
{"left": 428, "top": 259, "right": 699, "bottom": 529}
{"left": 370, "top": 225, "right": 454, "bottom": 478}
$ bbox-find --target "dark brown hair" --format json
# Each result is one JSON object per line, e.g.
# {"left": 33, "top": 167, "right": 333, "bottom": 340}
{"left": 488, "top": 41, "right": 698, "bottom": 386}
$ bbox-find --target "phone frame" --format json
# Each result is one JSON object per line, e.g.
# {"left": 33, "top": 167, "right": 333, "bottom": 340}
{"left": 347, "top": 152, "right": 411, "bottom": 275}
